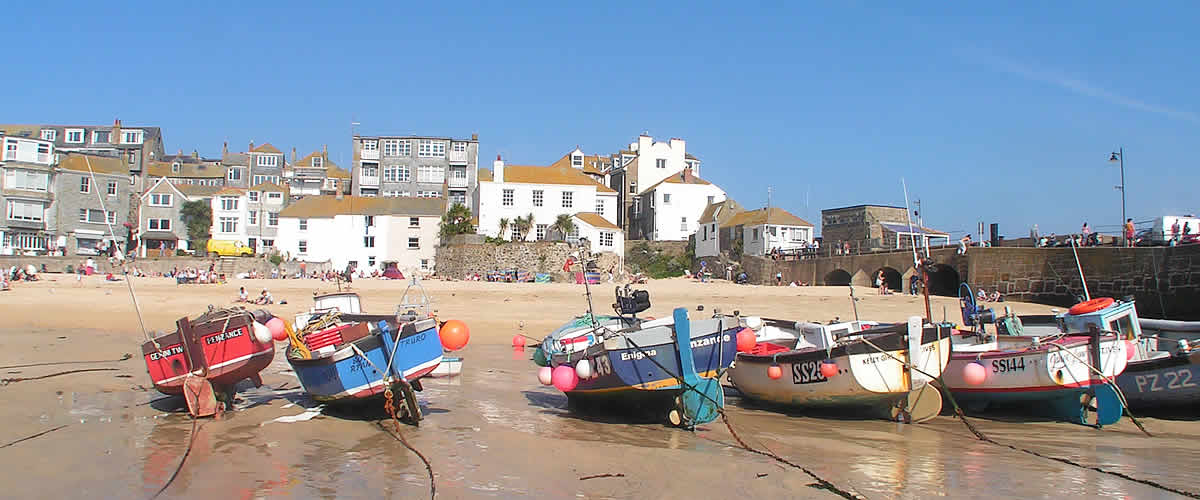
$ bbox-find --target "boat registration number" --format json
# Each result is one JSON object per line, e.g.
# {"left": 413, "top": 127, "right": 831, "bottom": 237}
{"left": 204, "top": 328, "right": 244, "bottom": 345}
{"left": 1134, "top": 369, "right": 1197, "bottom": 393}
{"left": 992, "top": 357, "right": 1025, "bottom": 373}
{"left": 591, "top": 355, "right": 613, "bottom": 377}
{"left": 792, "top": 361, "right": 828, "bottom": 385}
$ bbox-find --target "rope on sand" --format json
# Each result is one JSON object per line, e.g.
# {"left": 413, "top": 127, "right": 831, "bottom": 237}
{"left": 0, "top": 353, "right": 132, "bottom": 370}
{"left": 0, "top": 424, "right": 68, "bottom": 449}
{"left": 148, "top": 417, "right": 201, "bottom": 500}
{"left": 1, "top": 368, "right": 118, "bottom": 386}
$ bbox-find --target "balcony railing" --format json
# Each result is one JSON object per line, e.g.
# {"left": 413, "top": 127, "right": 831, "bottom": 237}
{"left": 359, "top": 174, "right": 380, "bottom": 187}
{"left": 361, "top": 149, "right": 379, "bottom": 161}
{"left": 448, "top": 150, "right": 468, "bottom": 164}
{"left": 448, "top": 176, "right": 468, "bottom": 188}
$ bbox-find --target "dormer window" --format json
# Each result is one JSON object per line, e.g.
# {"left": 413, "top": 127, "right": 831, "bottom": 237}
{"left": 40, "top": 129, "right": 56, "bottom": 141}
{"left": 122, "top": 130, "right": 143, "bottom": 144}
{"left": 312, "top": 156, "right": 323, "bottom": 168}
{"left": 171, "top": 162, "right": 181, "bottom": 173}
{"left": 572, "top": 155, "right": 583, "bottom": 167}
{"left": 257, "top": 155, "right": 278, "bottom": 167}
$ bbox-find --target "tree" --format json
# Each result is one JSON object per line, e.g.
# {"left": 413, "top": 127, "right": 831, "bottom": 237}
{"left": 180, "top": 200, "right": 212, "bottom": 253}
{"left": 497, "top": 218, "right": 511, "bottom": 241}
{"left": 438, "top": 203, "right": 475, "bottom": 241}
{"left": 513, "top": 213, "right": 534, "bottom": 241}
{"left": 551, "top": 214, "right": 576, "bottom": 242}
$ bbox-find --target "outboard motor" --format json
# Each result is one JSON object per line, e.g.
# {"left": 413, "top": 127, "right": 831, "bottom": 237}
{"left": 614, "top": 286, "right": 651, "bottom": 317}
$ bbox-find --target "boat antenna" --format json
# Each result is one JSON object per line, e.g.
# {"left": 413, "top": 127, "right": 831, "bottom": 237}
{"left": 903, "top": 178, "right": 933, "bottom": 321}
{"left": 83, "top": 156, "right": 152, "bottom": 344}
{"left": 575, "top": 248, "right": 599, "bottom": 330}
{"left": 902, "top": 178, "right": 920, "bottom": 267}
{"left": 848, "top": 284, "right": 860, "bottom": 322}
{"left": 1070, "top": 237, "right": 1090, "bottom": 301}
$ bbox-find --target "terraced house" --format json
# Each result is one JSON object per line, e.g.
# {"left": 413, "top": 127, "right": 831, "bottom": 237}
{"left": 222, "top": 141, "right": 286, "bottom": 189}
{"left": 144, "top": 150, "right": 225, "bottom": 187}
{"left": 0, "top": 120, "right": 164, "bottom": 177}
{"left": 286, "top": 146, "right": 350, "bottom": 197}
{"left": 1, "top": 134, "right": 56, "bottom": 254}
{"left": 351, "top": 133, "right": 479, "bottom": 208}
{"left": 52, "top": 154, "right": 132, "bottom": 256}
{"left": 137, "top": 181, "right": 224, "bottom": 257}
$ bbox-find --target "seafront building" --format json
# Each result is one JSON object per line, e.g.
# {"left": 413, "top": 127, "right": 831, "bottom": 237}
{"left": 275, "top": 195, "right": 443, "bottom": 275}
{"left": 52, "top": 154, "right": 132, "bottom": 256}
{"left": 0, "top": 120, "right": 165, "bottom": 177}
{"left": 286, "top": 147, "right": 351, "bottom": 197}
{"left": 820, "top": 204, "right": 950, "bottom": 252}
{"left": 350, "top": 133, "right": 479, "bottom": 209}
{"left": 137, "top": 179, "right": 223, "bottom": 256}
{"left": 605, "top": 134, "right": 704, "bottom": 239}
{"left": 476, "top": 154, "right": 623, "bottom": 256}
{"left": 632, "top": 168, "right": 726, "bottom": 241}
{"left": 1, "top": 134, "right": 57, "bottom": 254}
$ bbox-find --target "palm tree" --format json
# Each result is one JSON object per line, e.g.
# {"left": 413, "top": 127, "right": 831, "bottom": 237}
{"left": 513, "top": 213, "right": 534, "bottom": 241}
{"left": 497, "top": 217, "right": 510, "bottom": 240}
{"left": 551, "top": 214, "right": 576, "bottom": 242}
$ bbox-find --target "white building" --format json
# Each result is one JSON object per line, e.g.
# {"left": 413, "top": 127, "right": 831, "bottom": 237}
{"left": 1, "top": 134, "right": 56, "bottom": 254}
{"left": 209, "top": 187, "right": 250, "bottom": 247}
{"left": 727, "top": 207, "right": 815, "bottom": 256}
{"left": 694, "top": 199, "right": 744, "bottom": 258}
{"left": 634, "top": 169, "right": 726, "bottom": 241}
{"left": 606, "top": 134, "right": 703, "bottom": 237}
{"left": 475, "top": 155, "right": 620, "bottom": 254}
{"left": 569, "top": 212, "right": 625, "bottom": 256}
{"left": 276, "top": 196, "right": 443, "bottom": 276}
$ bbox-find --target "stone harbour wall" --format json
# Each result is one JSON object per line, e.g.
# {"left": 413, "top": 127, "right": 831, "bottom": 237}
{"left": 435, "top": 241, "right": 621, "bottom": 281}
{"left": 0, "top": 255, "right": 326, "bottom": 277}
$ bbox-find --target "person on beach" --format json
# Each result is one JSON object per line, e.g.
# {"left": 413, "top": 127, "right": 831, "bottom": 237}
{"left": 1124, "top": 219, "right": 1135, "bottom": 247}
{"left": 1171, "top": 220, "right": 1181, "bottom": 246}
{"left": 958, "top": 234, "right": 971, "bottom": 255}
{"left": 255, "top": 289, "right": 273, "bottom": 305}
{"left": 1081, "top": 223, "right": 1092, "bottom": 246}
{"left": 775, "top": 271, "right": 783, "bottom": 286}
{"left": 236, "top": 287, "right": 248, "bottom": 302}
{"left": 876, "top": 270, "right": 887, "bottom": 295}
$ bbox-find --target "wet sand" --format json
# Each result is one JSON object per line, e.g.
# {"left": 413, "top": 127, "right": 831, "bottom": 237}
{"left": 1, "top": 276, "right": 1198, "bottom": 499}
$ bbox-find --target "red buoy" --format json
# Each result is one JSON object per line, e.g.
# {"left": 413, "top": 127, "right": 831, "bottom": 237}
{"left": 512, "top": 334, "right": 525, "bottom": 349}
{"left": 439, "top": 320, "right": 470, "bottom": 351}
{"left": 736, "top": 328, "right": 757, "bottom": 353}
{"left": 819, "top": 360, "right": 838, "bottom": 378}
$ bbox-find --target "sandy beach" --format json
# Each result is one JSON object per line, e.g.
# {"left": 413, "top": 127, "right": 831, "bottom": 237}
{"left": 1, "top": 275, "right": 1197, "bottom": 499}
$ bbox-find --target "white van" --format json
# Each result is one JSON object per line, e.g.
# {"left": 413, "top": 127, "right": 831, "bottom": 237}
{"left": 1149, "top": 215, "right": 1200, "bottom": 243}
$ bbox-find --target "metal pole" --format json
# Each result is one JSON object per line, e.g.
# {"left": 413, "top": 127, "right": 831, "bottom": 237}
{"left": 1120, "top": 147, "right": 1126, "bottom": 247}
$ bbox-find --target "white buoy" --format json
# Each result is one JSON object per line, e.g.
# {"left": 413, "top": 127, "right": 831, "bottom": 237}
{"left": 252, "top": 322, "right": 273, "bottom": 344}
{"left": 575, "top": 359, "right": 593, "bottom": 379}
{"left": 745, "top": 316, "right": 763, "bottom": 330}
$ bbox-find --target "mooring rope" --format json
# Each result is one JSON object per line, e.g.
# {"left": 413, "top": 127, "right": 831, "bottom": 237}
{"left": 0, "top": 353, "right": 131, "bottom": 370}
{"left": 148, "top": 410, "right": 201, "bottom": 499}
{"left": 1, "top": 367, "right": 119, "bottom": 386}
{"left": 0, "top": 424, "right": 68, "bottom": 449}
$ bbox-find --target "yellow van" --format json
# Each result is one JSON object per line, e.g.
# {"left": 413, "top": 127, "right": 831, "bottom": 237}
{"left": 206, "top": 239, "right": 255, "bottom": 257}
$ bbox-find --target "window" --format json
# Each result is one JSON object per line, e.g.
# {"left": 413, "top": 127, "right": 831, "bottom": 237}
{"left": 37, "top": 144, "right": 50, "bottom": 163}
{"left": 92, "top": 130, "right": 111, "bottom": 144}
{"left": 256, "top": 155, "right": 278, "bottom": 167}
{"left": 409, "top": 217, "right": 419, "bottom": 227}
{"left": 312, "top": 156, "right": 323, "bottom": 168}
{"left": 418, "top": 140, "right": 445, "bottom": 158}
{"left": 532, "top": 190, "right": 543, "bottom": 207}
{"left": 266, "top": 192, "right": 283, "bottom": 202}
{"left": 452, "top": 142, "right": 467, "bottom": 152}
{"left": 227, "top": 167, "right": 242, "bottom": 181}
{"left": 4, "top": 169, "right": 49, "bottom": 192}
{"left": 299, "top": 219, "right": 308, "bottom": 231}
{"left": 681, "top": 217, "right": 688, "bottom": 232}
{"left": 663, "top": 193, "right": 671, "bottom": 205}
{"left": 77, "top": 209, "right": 113, "bottom": 224}
{"left": 298, "top": 240, "right": 308, "bottom": 254}
{"left": 383, "top": 166, "right": 410, "bottom": 182}
{"left": 362, "top": 140, "right": 378, "bottom": 153}
{"left": 753, "top": 228, "right": 760, "bottom": 240}
{"left": 417, "top": 190, "right": 441, "bottom": 198}
{"left": 80, "top": 176, "right": 91, "bottom": 193}
{"left": 107, "top": 211, "right": 116, "bottom": 224}
{"left": 127, "top": 152, "right": 137, "bottom": 165}
{"left": 40, "top": 129, "right": 56, "bottom": 141}
{"left": 536, "top": 224, "right": 547, "bottom": 241}
{"left": 104, "top": 179, "right": 118, "bottom": 196}
{"left": 449, "top": 191, "right": 466, "bottom": 206}
{"left": 248, "top": 191, "right": 259, "bottom": 202}
{"left": 417, "top": 165, "right": 444, "bottom": 183}
{"left": 149, "top": 194, "right": 173, "bottom": 207}
{"left": 572, "top": 155, "right": 583, "bottom": 167}
{"left": 420, "top": 259, "right": 430, "bottom": 270}
{"left": 5, "top": 232, "right": 46, "bottom": 250}
{"left": 252, "top": 175, "right": 279, "bottom": 186}
{"left": 248, "top": 210, "right": 258, "bottom": 225}
{"left": 629, "top": 182, "right": 636, "bottom": 194}
{"left": 219, "top": 197, "right": 239, "bottom": 211}
{"left": 511, "top": 226, "right": 521, "bottom": 240}
{"left": 219, "top": 217, "right": 238, "bottom": 233}
{"left": 7, "top": 200, "right": 44, "bottom": 222}
{"left": 502, "top": 189, "right": 514, "bottom": 206}
{"left": 633, "top": 197, "right": 641, "bottom": 215}
{"left": 703, "top": 225, "right": 708, "bottom": 239}
{"left": 148, "top": 218, "right": 171, "bottom": 231}
{"left": 567, "top": 227, "right": 579, "bottom": 244}
{"left": 367, "top": 256, "right": 376, "bottom": 267}
{"left": 361, "top": 164, "right": 378, "bottom": 177}
{"left": 261, "top": 239, "right": 274, "bottom": 248}
{"left": 268, "top": 212, "right": 279, "bottom": 227}
{"left": 600, "top": 231, "right": 614, "bottom": 247}
{"left": 363, "top": 236, "right": 375, "bottom": 248}
{"left": 408, "top": 237, "right": 419, "bottom": 249}
{"left": 122, "top": 130, "right": 143, "bottom": 144}
{"left": 3, "top": 140, "right": 14, "bottom": 160}
{"left": 383, "top": 139, "right": 409, "bottom": 156}
{"left": 707, "top": 195, "right": 715, "bottom": 205}
{"left": 382, "top": 189, "right": 410, "bottom": 197}
{"left": 656, "top": 159, "right": 666, "bottom": 169}
{"left": 595, "top": 199, "right": 604, "bottom": 215}
{"left": 66, "top": 129, "right": 83, "bottom": 143}
{"left": 365, "top": 215, "right": 375, "bottom": 227}
{"left": 562, "top": 191, "right": 573, "bottom": 208}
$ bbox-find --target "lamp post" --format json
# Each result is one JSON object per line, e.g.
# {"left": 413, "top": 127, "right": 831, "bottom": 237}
{"left": 1109, "top": 148, "right": 1125, "bottom": 246}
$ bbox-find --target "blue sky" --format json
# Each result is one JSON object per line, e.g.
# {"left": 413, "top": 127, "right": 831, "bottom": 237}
{"left": 6, "top": 2, "right": 1196, "bottom": 238}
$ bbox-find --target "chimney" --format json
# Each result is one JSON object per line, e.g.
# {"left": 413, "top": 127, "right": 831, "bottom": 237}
{"left": 471, "top": 133, "right": 478, "bottom": 141}
{"left": 113, "top": 119, "right": 122, "bottom": 138}
{"left": 192, "top": 149, "right": 198, "bottom": 159}
{"left": 222, "top": 141, "right": 228, "bottom": 155}
{"left": 249, "top": 141, "right": 255, "bottom": 152}
{"left": 291, "top": 147, "right": 297, "bottom": 163}
{"left": 322, "top": 144, "right": 328, "bottom": 160}
{"left": 493, "top": 154, "right": 504, "bottom": 183}
{"left": 177, "top": 148, "right": 183, "bottom": 157}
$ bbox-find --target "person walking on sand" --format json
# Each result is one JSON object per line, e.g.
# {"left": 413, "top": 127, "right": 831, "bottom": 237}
{"left": 1124, "top": 219, "right": 1136, "bottom": 247}
{"left": 876, "top": 270, "right": 886, "bottom": 295}
{"left": 775, "top": 271, "right": 783, "bottom": 286}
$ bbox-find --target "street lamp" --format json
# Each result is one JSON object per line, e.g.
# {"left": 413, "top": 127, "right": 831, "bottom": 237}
{"left": 1109, "top": 148, "right": 1126, "bottom": 246}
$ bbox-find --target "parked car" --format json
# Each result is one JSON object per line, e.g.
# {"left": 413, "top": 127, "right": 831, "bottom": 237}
{"left": 206, "top": 239, "right": 254, "bottom": 257}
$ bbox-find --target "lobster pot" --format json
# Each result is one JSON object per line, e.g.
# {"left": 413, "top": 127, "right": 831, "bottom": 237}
{"left": 304, "top": 322, "right": 370, "bottom": 353}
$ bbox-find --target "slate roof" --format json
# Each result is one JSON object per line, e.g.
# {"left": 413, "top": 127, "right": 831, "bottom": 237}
{"left": 722, "top": 207, "right": 814, "bottom": 228}
{"left": 573, "top": 212, "right": 620, "bottom": 230}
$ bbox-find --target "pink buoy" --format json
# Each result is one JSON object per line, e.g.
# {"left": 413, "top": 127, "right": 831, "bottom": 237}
{"left": 820, "top": 360, "right": 838, "bottom": 378}
{"left": 537, "top": 366, "right": 553, "bottom": 385}
{"left": 736, "top": 328, "right": 757, "bottom": 353}
{"left": 552, "top": 365, "right": 579, "bottom": 392}
{"left": 512, "top": 335, "right": 525, "bottom": 349}
{"left": 767, "top": 364, "right": 783, "bottom": 380}
{"left": 963, "top": 361, "right": 987, "bottom": 386}
{"left": 1125, "top": 340, "right": 1137, "bottom": 361}
{"left": 266, "top": 317, "right": 288, "bottom": 342}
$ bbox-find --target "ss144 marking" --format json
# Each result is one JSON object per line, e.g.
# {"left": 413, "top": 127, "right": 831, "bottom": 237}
{"left": 792, "top": 361, "right": 828, "bottom": 385}
{"left": 1134, "top": 369, "right": 1196, "bottom": 393}
{"left": 992, "top": 357, "right": 1026, "bottom": 373}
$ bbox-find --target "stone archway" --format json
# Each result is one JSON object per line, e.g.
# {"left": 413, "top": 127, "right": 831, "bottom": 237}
{"left": 824, "top": 269, "right": 852, "bottom": 286}
{"left": 925, "top": 264, "right": 961, "bottom": 296}
{"left": 874, "top": 267, "right": 903, "bottom": 292}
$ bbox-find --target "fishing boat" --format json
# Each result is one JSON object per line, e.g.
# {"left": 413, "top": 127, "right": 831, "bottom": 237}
{"left": 728, "top": 316, "right": 952, "bottom": 422}
{"left": 542, "top": 286, "right": 737, "bottom": 427}
{"left": 286, "top": 280, "right": 466, "bottom": 423}
{"left": 944, "top": 286, "right": 1129, "bottom": 426}
{"left": 141, "top": 306, "right": 278, "bottom": 416}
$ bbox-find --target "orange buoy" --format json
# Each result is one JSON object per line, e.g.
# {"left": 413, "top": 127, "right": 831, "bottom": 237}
{"left": 819, "top": 360, "right": 838, "bottom": 378}
{"left": 736, "top": 328, "right": 757, "bottom": 352}
{"left": 1067, "top": 297, "right": 1114, "bottom": 315}
{"left": 439, "top": 319, "right": 470, "bottom": 351}
{"left": 767, "top": 364, "right": 783, "bottom": 380}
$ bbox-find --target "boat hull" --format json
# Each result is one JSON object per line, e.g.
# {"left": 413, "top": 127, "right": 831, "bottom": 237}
{"left": 729, "top": 325, "right": 952, "bottom": 418}
{"left": 1116, "top": 351, "right": 1200, "bottom": 410}
{"left": 289, "top": 318, "right": 442, "bottom": 404}
{"left": 142, "top": 314, "right": 275, "bottom": 396}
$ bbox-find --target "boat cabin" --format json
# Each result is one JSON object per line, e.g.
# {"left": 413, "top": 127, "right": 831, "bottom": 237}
{"left": 752, "top": 317, "right": 882, "bottom": 352}
{"left": 313, "top": 292, "right": 362, "bottom": 315}
{"left": 1059, "top": 299, "right": 1140, "bottom": 340}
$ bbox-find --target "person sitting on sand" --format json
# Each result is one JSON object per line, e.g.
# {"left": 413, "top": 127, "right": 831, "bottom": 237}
{"left": 254, "top": 289, "right": 274, "bottom": 305}
{"left": 977, "top": 288, "right": 989, "bottom": 303}
{"left": 236, "top": 287, "right": 248, "bottom": 303}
